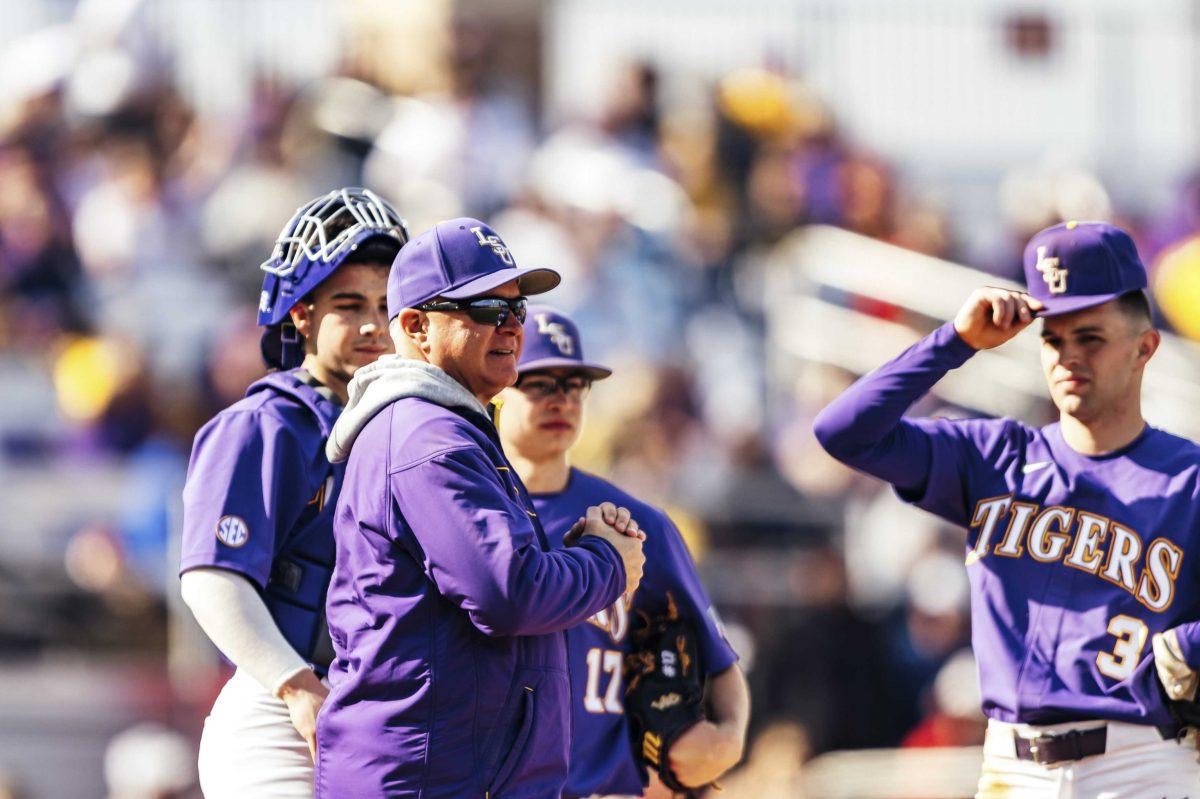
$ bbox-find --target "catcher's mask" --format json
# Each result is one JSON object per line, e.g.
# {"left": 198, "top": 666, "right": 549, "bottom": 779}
{"left": 258, "top": 187, "right": 409, "bottom": 370}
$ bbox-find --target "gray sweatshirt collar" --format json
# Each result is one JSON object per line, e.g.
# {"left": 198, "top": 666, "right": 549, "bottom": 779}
{"left": 326, "top": 355, "right": 487, "bottom": 463}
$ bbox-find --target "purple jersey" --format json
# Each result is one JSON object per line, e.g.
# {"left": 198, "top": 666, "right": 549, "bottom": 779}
{"left": 179, "top": 370, "right": 342, "bottom": 667}
{"left": 532, "top": 469, "right": 738, "bottom": 798}
{"left": 814, "top": 322, "right": 1200, "bottom": 727}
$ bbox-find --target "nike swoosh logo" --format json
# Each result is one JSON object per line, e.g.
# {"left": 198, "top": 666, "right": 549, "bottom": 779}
{"left": 1022, "top": 461, "right": 1052, "bottom": 474}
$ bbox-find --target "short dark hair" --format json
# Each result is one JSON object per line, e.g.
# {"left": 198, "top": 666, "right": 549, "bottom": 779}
{"left": 342, "top": 236, "right": 401, "bottom": 268}
{"left": 298, "top": 238, "right": 398, "bottom": 305}
{"left": 1115, "top": 290, "right": 1153, "bottom": 327}
{"left": 320, "top": 207, "right": 402, "bottom": 267}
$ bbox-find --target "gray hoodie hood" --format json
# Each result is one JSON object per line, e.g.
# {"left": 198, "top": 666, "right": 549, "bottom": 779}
{"left": 326, "top": 355, "right": 488, "bottom": 463}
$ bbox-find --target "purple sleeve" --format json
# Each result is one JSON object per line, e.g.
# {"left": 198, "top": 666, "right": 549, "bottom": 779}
{"left": 393, "top": 447, "right": 626, "bottom": 637}
{"left": 812, "top": 321, "right": 977, "bottom": 494}
{"left": 812, "top": 322, "right": 1029, "bottom": 524}
{"left": 179, "top": 410, "right": 312, "bottom": 588}
{"left": 650, "top": 512, "right": 738, "bottom": 675}
{"left": 1170, "top": 624, "right": 1200, "bottom": 670}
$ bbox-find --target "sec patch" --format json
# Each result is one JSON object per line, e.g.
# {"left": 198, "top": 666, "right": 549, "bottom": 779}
{"left": 215, "top": 515, "right": 250, "bottom": 548}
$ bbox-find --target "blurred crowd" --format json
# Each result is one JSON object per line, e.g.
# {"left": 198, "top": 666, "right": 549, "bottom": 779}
{"left": 6, "top": 0, "right": 1200, "bottom": 796}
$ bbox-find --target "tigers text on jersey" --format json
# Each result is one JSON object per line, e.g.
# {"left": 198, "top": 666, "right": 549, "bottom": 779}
{"left": 532, "top": 469, "right": 738, "bottom": 798}
{"left": 814, "top": 322, "right": 1200, "bottom": 728}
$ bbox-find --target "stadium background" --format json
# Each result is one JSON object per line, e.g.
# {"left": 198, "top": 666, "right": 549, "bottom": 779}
{"left": 3, "top": 0, "right": 1200, "bottom": 796}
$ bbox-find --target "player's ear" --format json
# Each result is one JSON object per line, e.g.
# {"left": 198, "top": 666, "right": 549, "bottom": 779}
{"left": 1136, "top": 328, "right": 1161, "bottom": 365}
{"left": 289, "top": 302, "right": 313, "bottom": 339}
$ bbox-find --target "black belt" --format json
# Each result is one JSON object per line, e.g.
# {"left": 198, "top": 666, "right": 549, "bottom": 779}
{"left": 1014, "top": 727, "right": 1107, "bottom": 764}
{"left": 1013, "top": 723, "right": 1185, "bottom": 765}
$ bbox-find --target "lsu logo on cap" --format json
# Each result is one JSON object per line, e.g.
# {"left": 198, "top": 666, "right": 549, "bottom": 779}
{"left": 535, "top": 313, "right": 574, "bottom": 355}
{"left": 470, "top": 226, "right": 514, "bottom": 265}
{"left": 215, "top": 515, "right": 250, "bottom": 548}
{"left": 1036, "top": 245, "right": 1068, "bottom": 294}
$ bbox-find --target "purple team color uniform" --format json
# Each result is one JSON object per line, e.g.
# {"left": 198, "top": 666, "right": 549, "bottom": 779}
{"left": 316, "top": 380, "right": 627, "bottom": 798}
{"left": 180, "top": 370, "right": 341, "bottom": 669}
{"left": 531, "top": 469, "right": 738, "bottom": 798}
{"left": 814, "top": 322, "right": 1200, "bottom": 729}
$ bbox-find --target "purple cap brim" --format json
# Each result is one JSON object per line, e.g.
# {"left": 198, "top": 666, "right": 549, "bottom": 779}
{"left": 440, "top": 266, "right": 560, "bottom": 300}
{"left": 518, "top": 356, "right": 612, "bottom": 380}
{"left": 1037, "top": 292, "right": 1124, "bottom": 317}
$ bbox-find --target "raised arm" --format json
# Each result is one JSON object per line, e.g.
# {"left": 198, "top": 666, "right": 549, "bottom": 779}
{"left": 813, "top": 288, "right": 1043, "bottom": 493}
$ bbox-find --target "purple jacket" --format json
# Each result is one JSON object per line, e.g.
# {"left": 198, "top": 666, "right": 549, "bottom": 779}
{"left": 315, "top": 357, "right": 627, "bottom": 798}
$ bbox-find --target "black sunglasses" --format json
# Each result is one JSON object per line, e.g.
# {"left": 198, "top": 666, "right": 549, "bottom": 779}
{"left": 417, "top": 296, "right": 528, "bottom": 327}
{"left": 516, "top": 373, "right": 593, "bottom": 400}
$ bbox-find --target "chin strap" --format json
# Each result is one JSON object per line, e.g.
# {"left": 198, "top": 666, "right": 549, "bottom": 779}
{"left": 260, "top": 321, "right": 307, "bottom": 371}
{"left": 280, "top": 321, "right": 304, "bottom": 370}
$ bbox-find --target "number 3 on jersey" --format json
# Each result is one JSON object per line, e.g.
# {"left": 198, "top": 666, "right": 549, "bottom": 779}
{"left": 1096, "top": 614, "right": 1148, "bottom": 681}
{"left": 584, "top": 647, "right": 623, "bottom": 714}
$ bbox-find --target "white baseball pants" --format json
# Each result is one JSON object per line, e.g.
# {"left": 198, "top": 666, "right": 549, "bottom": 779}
{"left": 978, "top": 718, "right": 1200, "bottom": 799}
{"left": 197, "top": 668, "right": 314, "bottom": 798}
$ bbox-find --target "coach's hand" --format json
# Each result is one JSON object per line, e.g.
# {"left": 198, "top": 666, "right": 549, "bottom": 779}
{"left": 954, "top": 288, "right": 1045, "bottom": 350}
{"left": 669, "top": 719, "right": 745, "bottom": 789}
{"left": 563, "top": 501, "right": 645, "bottom": 546}
{"left": 276, "top": 667, "right": 329, "bottom": 761}
{"left": 569, "top": 505, "right": 646, "bottom": 596}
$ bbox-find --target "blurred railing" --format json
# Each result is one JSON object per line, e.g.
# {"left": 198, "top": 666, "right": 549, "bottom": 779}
{"left": 803, "top": 746, "right": 983, "bottom": 799}
{"left": 765, "top": 224, "right": 1200, "bottom": 441}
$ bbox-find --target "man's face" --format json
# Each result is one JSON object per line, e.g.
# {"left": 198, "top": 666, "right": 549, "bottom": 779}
{"left": 497, "top": 367, "right": 589, "bottom": 461}
{"left": 296, "top": 263, "right": 393, "bottom": 381}
{"left": 1039, "top": 300, "right": 1153, "bottom": 423}
{"left": 425, "top": 280, "right": 523, "bottom": 402}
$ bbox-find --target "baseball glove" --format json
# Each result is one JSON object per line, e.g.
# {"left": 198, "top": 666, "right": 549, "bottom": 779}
{"left": 624, "top": 592, "right": 706, "bottom": 794}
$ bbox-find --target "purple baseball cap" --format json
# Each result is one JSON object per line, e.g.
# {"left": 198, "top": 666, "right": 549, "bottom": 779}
{"left": 1023, "top": 221, "right": 1148, "bottom": 317}
{"left": 387, "top": 218, "right": 560, "bottom": 318}
{"left": 517, "top": 306, "right": 612, "bottom": 380}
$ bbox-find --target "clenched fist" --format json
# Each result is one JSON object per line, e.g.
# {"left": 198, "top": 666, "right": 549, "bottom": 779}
{"left": 564, "top": 503, "right": 646, "bottom": 596}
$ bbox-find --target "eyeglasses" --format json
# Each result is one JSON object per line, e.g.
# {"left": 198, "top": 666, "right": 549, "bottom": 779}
{"left": 417, "top": 296, "right": 528, "bottom": 327}
{"left": 515, "top": 374, "right": 593, "bottom": 400}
